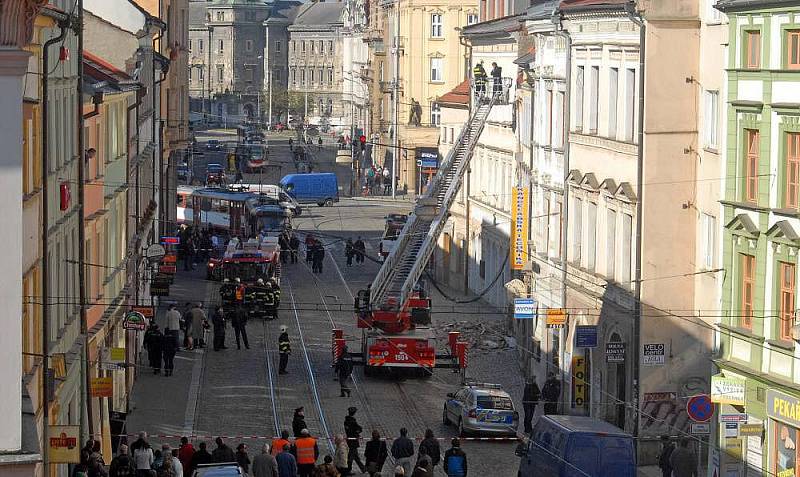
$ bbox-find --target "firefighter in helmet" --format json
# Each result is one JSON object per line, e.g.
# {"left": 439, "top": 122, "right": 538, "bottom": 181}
{"left": 219, "top": 278, "right": 237, "bottom": 315}
{"left": 269, "top": 278, "right": 281, "bottom": 308}
{"left": 263, "top": 280, "right": 277, "bottom": 320}
{"left": 249, "top": 278, "right": 270, "bottom": 320}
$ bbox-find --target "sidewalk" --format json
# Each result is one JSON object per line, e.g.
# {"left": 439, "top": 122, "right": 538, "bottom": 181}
{"left": 125, "top": 266, "right": 216, "bottom": 445}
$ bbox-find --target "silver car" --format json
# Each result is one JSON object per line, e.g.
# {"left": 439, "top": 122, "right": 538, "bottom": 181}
{"left": 442, "top": 383, "right": 519, "bottom": 436}
{"left": 192, "top": 463, "right": 243, "bottom": 477}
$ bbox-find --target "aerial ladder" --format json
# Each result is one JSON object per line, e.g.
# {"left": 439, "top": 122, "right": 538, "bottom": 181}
{"left": 334, "top": 89, "right": 504, "bottom": 377}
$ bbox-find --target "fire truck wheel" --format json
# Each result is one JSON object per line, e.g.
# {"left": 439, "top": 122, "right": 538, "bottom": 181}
{"left": 442, "top": 406, "right": 450, "bottom": 426}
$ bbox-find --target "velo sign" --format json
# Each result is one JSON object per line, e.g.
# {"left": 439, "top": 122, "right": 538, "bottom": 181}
{"left": 686, "top": 394, "right": 714, "bottom": 423}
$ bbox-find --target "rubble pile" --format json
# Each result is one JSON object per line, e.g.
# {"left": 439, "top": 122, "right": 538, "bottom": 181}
{"left": 433, "top": 320, "right": 516, "bottom": 353}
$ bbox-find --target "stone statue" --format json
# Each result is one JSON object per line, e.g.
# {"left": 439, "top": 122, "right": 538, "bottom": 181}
{"left": 408, "top": 99, "right": 422, "bottom": 126}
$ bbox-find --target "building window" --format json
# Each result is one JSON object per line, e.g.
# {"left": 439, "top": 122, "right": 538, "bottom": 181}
{"left": 587, "top": 202, "right": 597, "bottom": 272}
{"left": 218, "top": 39, "right": 224, "bottom": 53}
{"left": 318, "top": 98, "right": 323, "bottom": 113}
{"left": 327, "top": 99, "right": 333, "bottom": 114}
{"left": 624, "top": 68, "right": 636, "bottom": 142}
{"left": 740, "top": 253, "right": 755, "bottom": 329}
{"left": 431, "top": 13, "right": 443, "bottom": 38}
{"left": 329, "top": 40, "right": 334, "bottom": 54}
{"left": 554, "top": 91, "right": 564, "bottom": 148}
{"left": 318, "top": 68, "right": 323, "bottom": 85}
{"left": 788, "top": 30, "right": 800, "bottom": 69}
{"left": 188, "top": 39, "right": 192, "bottom": 52}
{"left": 246, "top": 40, "right": 253, "bottom": 52}
{"left": 606, "top": 209, "right": 616, "bottom": 279}
{"left": 301, "top": 68, "right": 306, "bottom": 85}
{"left": 574, "top": 66, "right": 584, "bottom": 132}
{"left": 310, "top": 68, "right": 315, "bottom": 84}
{"left": 467, "top": 13, "right": 478, "bottom": 25}
{"left": 745, "top": 129, "right": 759, "bottom": 203}
{"left": 318, "top": 40, "right": 323, "bottom": 53}
{"left": 786, "top": 133, "right": 800, "bottom": 208}
{"left": 199, "top": 39, "right": 204, "bottom": 51}
{"left": 620, "top": 213, "right": 632, "bottom": 287}
{"left": 745, "top": 30, "right": 761, "bottom": 69}
{"left": 572, "top": 197, "right": 582, "bottom": 264}
{"left": 216, "top": 11, "right": 224, "bottom": 21}
{"left": 216, "top": 65, "right": 224, "bottom": 82}
{"left": 244, "top": 67, "right": 253, "bottom": 83}
{"left": 275, "top": 40, "right": 282, "bottom": 53}
{"left": 328, "top": 68, "right": 333, "bottom": 84}
{"left": 608, "top": 67, "right": 619, "bottom": 139}
{"left": 188, "top": 66, "right": 192, "bottom": 81}
{"left": 430, "top": 58, "right": 443, "bottom": 82}
{"left": 199, "top": 67, "right": 204, "bottom": 81}
{"left": 701, "top": 213, "right": 716, "bottom": 269}
{"left": 704, "top": 90, "right": 719, "bottom": 149}
{"left": 302, "top": 41, "right": 306, "bottom": 53}
{"left": 291, "top": 68, "right": 296, "bottom": 85}
{"left": 589, "top": 66, "right": 599, "bottom": 134}
{"left": 273, "top": 68, "right": 280, "bottom": 83}
{"left": 430, "top": 102, "right": 441, "bottom": 126}
{"left": 546, "top": 89, "right": 553, "bottom": 145}
{"left": 779, "top": 261, "right": 796, "bottom": 340}
{"left": 311, "top": 41, "right": 315, "bottom": 54}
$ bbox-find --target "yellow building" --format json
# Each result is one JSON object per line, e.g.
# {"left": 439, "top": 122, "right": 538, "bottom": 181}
{"left": 373, "top": 0, "right": 477, "bottom": 193}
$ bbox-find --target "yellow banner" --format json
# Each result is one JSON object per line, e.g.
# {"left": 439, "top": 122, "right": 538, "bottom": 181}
{"left": 48, "top": 425, "right": 80, "bottom": 463}
{"left": 572, "top": 356, "right": 588, "bottom": 407}
{"left": 510, "top": 187, "right": 529, "bottom": 270}
{"left": 90, "top": 377, "right": 113, "bottom": 397}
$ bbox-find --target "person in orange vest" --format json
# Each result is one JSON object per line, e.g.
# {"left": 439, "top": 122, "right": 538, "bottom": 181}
{"left": 271, "top": 429, "right": 292, "bottom": 457}
{"left": 293, "top": 428, "right": 319, "bottom": 477}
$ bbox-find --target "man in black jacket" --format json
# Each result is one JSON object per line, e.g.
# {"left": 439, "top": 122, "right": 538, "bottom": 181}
{"left": 344, "top": 407, "right": 366, "bottom": 474}
{"left": 418, "top": 429, "right": 440, "bottom": 470}
{"left": 522, "top": 376, "right": 541, "bottom": 433}
{"left": 658, "top": 436, "right": 675, "bottom": 477}
{"left": 364, "top": 430, "right": 387, "bottom": 477}
{"left": 542, "top": 372, "right": 561, "bottom": 415}
{"left": 212, "top": 437, "right": 236, "bottom": 463}
{"left": 390, "top": 428, "right": 414, "bottom": 476}
{"left": 190, "top": 441, "right": 213, "bottom": 474}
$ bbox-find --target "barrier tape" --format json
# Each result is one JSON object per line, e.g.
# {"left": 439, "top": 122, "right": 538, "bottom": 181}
{"left": 118, "top": 434, "right": 521, "bottom": 442}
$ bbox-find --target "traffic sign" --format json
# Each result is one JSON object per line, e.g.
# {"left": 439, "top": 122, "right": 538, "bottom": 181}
{"left": 686, "top": 394, "right": 714, "bottom": 422}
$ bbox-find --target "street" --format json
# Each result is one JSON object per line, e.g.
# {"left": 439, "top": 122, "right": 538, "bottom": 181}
{"left": 127, "top": 130, "right": 526, "bottom": 476}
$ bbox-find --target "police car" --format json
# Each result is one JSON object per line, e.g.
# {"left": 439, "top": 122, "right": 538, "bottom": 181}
{"left": 442, "top": 382, "right": 519, "bottom": 436}
{"left": 192, "top": 463, "right": 243, "bottom": 477}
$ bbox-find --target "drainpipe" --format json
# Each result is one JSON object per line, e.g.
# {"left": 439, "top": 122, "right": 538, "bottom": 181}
{"left": 83, "top": 92, "right": 103, "bottom": 120}
{"left": 154, "top": 66, "right": 167, "bottom": 237}
{"left": 460, "top": 34, "right": 472, "bottom": 295}
{"left": 41, "top": 17, "right": 69, "bottom": 473}
{"left": 552, "top": 10, "right": 572, "bottom": 411}
{"left": 625, "top": 1, "right": 645, "bottom": 443}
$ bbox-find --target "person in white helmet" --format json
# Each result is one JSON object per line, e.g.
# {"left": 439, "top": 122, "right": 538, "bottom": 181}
{"left": 278, "top": 325, "right": 291, "bottom": 374}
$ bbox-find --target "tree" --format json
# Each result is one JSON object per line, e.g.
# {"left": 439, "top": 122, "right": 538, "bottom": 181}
{"left": 269, "top": 86, "right": 315, "bottom": 120}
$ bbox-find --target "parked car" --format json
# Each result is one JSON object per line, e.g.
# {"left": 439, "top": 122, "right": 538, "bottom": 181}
{"left": 192, "top": 463, "right": 243, "bottom": 477}
{"left": 279, "top": 173, "right": 338, "bottom": 206}
{"left": 442, "top": 382, "right": 518, "bottom": 436}
{"left": 177, "top": 163, "right": 190, "bottom": 182}
{"left": 516, "top": 415, "right": 635, "bottom": 477}
{"left": 206, "top": 139, "right": 222, "bottom": 151}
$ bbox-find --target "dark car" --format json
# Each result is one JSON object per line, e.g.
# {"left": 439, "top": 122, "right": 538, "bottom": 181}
{"left": 206, "top": 139, "right": 222, "bottom": 151}
{"left": 205, "top": 163, "right": 226, "bottom": 185}
{"left": 177, "top": 164, "right": 190, "bottom": 182}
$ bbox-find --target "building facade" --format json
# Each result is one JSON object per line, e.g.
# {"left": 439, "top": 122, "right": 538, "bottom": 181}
{"left": 341, "top": 0, "right": 371, "bottom": 139}
{"left": 715, "top": 1, "right": 800, "bottom": 475}
{"left": 263, "top": 1, "right": 302, "bottom": 125}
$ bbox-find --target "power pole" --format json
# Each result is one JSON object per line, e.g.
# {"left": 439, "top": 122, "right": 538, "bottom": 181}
{"left": 268, "top": 69, "right": 273, "bottom": 128}
{"left": 391, "top": 0, "right": 400, "bottom": 198}
{"left": 207, "top": 26, "right": 212, "bottom": 123}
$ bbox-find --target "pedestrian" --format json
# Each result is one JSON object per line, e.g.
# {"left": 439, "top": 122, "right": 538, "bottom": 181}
{"left": 305, "top": 235, "right": 315, "bottom": 264}
{"left": 161, "top": 330, "right": 177, "bottom": 377}
{"left": 294, "top": 429, "right": 319, "bottom": 477}
{"left": 177, "top": 437, "right": 195, "bottom": 474}
{"left": 658, "top": 436, "right": 675, "bottom": 477}
{"left": 364, "top": 430, "right": 387, "bottom": 477}
{"left": 164, "top": 304, "right": 182, "bottom": 349}
{"left": 417, "top": 429, "right": 440, "bottom": 471}
{"left": 131, "top": 432, "right": 154, "bottom": 476}
{"left": 443, "top": 439, "right": 467, "bottom": 477}
{"left": 490, "top": 62, "right": 502, "bottom": 96}
{"left": 393, "top": 466, "right": 405, "bottom": 477}
{"left": 271, "top": 430, "right": 292, "bottom": 458}
{"left": 292, "top": 407, "right": 307, "bottom": 438}
{"left": 212, "top": 306, "right": 227, "bottom": 351}
{"left": 109, "top": 445, "right": 136, "bottom": 477}
{"left": 669, "top": 438, "right": 698, "bottom": 477}
{"left": 163, "top": 445, "right": 183, "bottom": 477}
{"left": 252, "top": 443, "right": 279, "bottom": 477}
{"left": 289, "top": 234, "right": 300, "bottom": 264}
{"left": 88, "top": 452, "right": 109, "bottom": 477}
{"left": 157, "top": 455, "right": 174, "bottom": 477}
{"left": 189, "top": 442, "right": 212, "bottom": 474}
{"left": 212, "top": 437, "right": 236, "bottom": 463}
{"left": 279, "top": 326, "right": 291, "bottom": 375}
{"left": 542, "top": 372, "right": 561, "bottom": 415}
{"left": 182, "top": 302, "right": 194, "bottom": 349}
{"left": 343, "top": 407, "right": 365, "bottom": 474}
{"left": 390, "top": 428, "right": 414, "bottom": 477}
{"left": 333, "top": 435, "right": 348, "bottom": 476}
{"left": 353, "top": 237, "right": 365, "bottom": 264}
{"left": 231, "top": 306, "right": 250, "bottom": 350}
{"left": 312, "top": 243, "right": 325, "bottom": 274}
{"left": 74, "top": 451, "right": 91, "bottom": 477}
{"left": 413, "top": 450, "right": 432, "bottom": 477}
{"left": 335, "top": 346, "right": 354, "bottom": 397}
{"left": 316, "top": 455, "right": 339, "bottom": 477}
{"left": 236, "top": 444, "right": 251, "bottom": 475}
{"left": 143, "top": 322, "right": 163, "bottom": 374}
{"left": 190, "top": 302, "right": 207, "bottom": 349}
{"left": 345, "top": 239, "right": 354, "bottom": 267}
{"left": 276, "top": 444, "right": 298, "bottom": 477}
{"left": 522, "top": 376, "right": 541, "bottom": 433}
{"left": 279, "top": 233, "right": 290, "bottom": 264}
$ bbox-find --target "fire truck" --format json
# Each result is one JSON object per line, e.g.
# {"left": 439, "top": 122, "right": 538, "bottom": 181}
{"left": 206, "top": 236, "right": 281, "bottom": 285}
{"left": 334, "top": 93, "right": 502, "bottom": 377}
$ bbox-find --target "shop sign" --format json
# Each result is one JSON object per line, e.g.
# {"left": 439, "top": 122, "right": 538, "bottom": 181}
{"left": 642, "top": 343, "right": 666, "bottom": 366}
{"left": 766, "top": 388, "right": 800, "bottom": 428}
{"left": 90, "top": 377, "right": 113, "bottom": 397}
{"left": 48, "top": 425, "right": 80, "bottom": 463}
{"left": 606, "top": 342, "right": 625, "bottom": 363}
{"left": 417, "top": 149, "right": 439, "bottom": 169}
{"left": 710, "top": 375, "right": 746, "bottom": 406}
{"left": 130, "top": 306, "right": 154, "bottom": 318}
{"left": 725, "top": 422, "right": 739, "bottom": 438}
{"left": 571, "top": 356, "right": 588, "bottom": 408}
{"left": 145, "top": 243, "right": 166, "bottom": 263}
{"left": 110, "top": 347, "right": 125, "bottom": 363}
{"left": 123, "top": 311, "right": 147, "bottom": 331}
{"left": 510, "top": 187, "right": 529, "bottom": 271}
{"left": 738, "top": 423, "right": 763, "bottom": 436}
{"left": 724, "top": 438, "right": 743, "bottom": 460}
{"left": 545, "top": 308, "right": 567, "bottom": 328}
{"left": 720, "top": 413, "right": 748, "bottom": 422}
{"left": 161, "top": 236, "right": 180, "bottom": 245}
{"left": 575, "top": 325, "right": 598, "bottom": 348}
{"left": 513, "top": 298, "right": 536, "bottom": 319}
{"left": 690, "top": 423, "right": 710, "bottom": 435}
{"left": 150, "top": 275, "right": 171, "bottom": 297}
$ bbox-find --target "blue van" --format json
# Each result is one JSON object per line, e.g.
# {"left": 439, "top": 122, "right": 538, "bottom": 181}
{"left": 279, "top": 173, "right": 339, "bottom": 206}
{"left": 516, "top": 415, "right": 635, "bottom": 477}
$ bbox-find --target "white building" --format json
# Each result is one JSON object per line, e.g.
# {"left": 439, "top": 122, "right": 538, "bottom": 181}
{"left": 341, "top": 0, "right": 370, "bottom": 138}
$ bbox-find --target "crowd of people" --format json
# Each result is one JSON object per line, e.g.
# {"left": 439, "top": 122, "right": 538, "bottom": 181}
{"left": 362, "top": 166, "right": 393, "bottom": 196}
{"left": 75, "top": 414, "right": 469, "bottom": 477}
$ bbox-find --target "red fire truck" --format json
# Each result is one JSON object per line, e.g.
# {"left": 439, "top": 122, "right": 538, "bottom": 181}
{"left": 206, "top": 236, "right": 281, "bottom": 284}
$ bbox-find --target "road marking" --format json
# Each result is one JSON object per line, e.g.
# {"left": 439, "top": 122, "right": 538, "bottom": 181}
{"left": 263, "top": 320, "right": 281, "bottom": 435}
{"left": 182, "top": 347, "right": 205, "bottom": 436}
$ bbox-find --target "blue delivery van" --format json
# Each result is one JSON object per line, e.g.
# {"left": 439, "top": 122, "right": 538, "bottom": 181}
{"left": 279, "top": 173, "right": 339, "bottom": 206}
{"left": 516, "top": 415, "right": 635, "bottom": 477}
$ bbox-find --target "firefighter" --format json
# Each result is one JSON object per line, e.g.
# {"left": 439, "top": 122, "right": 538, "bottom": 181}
{"left": 219, "top": 278, "right": 237, "bottom": 315}
{"left": 269, "top": 277, "right": 281, "bottom": 308}
{"left": 262, "top": 281, "right": 277, "bottom": 321}
{"left": 278, "top": 325, "right": 291, "bottom": 374}
{"left": 472, "top": 61, "right": 487, "bottom": 98}
{"left": 246, "top": 279, "right": 263, "bottom": 320}
{"left": 250, "top": 278, "right": 270, "bottom": 320}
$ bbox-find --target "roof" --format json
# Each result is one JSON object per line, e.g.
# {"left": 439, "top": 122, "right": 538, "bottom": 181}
{"left": 715, "top": 0, "right": 800, "bottom": 12}
{"left": 514, "top": 49, "right": 535, "bottom": 67}
{"left": 559, "top": 0, "right": 630, "bottom": 12}
{"left": 290, "top": 2, "right": 344, "bottom": 28}
{"left": 543, "top": 415, "right": 631, "bottom": 436}
{"left": 83, "top": 51, "right": 139, "bottom": 95}
{"left": 461, "top": 13, "right": 524, "bottom": 38}
{"left": 437, "top": 80, "right": 470, "bottom": 108}
{"left": 265, "top": 1, "right": 303, "bottom": 24}
{"left": 526, "top": 0, "right": 559, "bottom": 20}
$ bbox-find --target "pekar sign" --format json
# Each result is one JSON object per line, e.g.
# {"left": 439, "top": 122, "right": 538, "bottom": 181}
{"left": 767, "top": 389, "right": 800, "bottom": 428}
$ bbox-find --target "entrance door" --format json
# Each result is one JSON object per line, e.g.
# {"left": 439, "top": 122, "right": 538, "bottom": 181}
{"left": 606, "top": 332, "right": 626, "bottom": 430}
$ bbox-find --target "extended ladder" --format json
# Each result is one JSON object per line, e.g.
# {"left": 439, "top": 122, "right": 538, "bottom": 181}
{"left": 370, "top": 95, "right": 497, "bottom": 310}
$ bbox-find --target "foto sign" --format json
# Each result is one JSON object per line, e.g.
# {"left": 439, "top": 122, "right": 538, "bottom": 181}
{"left": 514, "top": 298, "right": 536, "bottom": 319}
{"left": 571, "top": 356, "right": 588, "bottom": 408}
